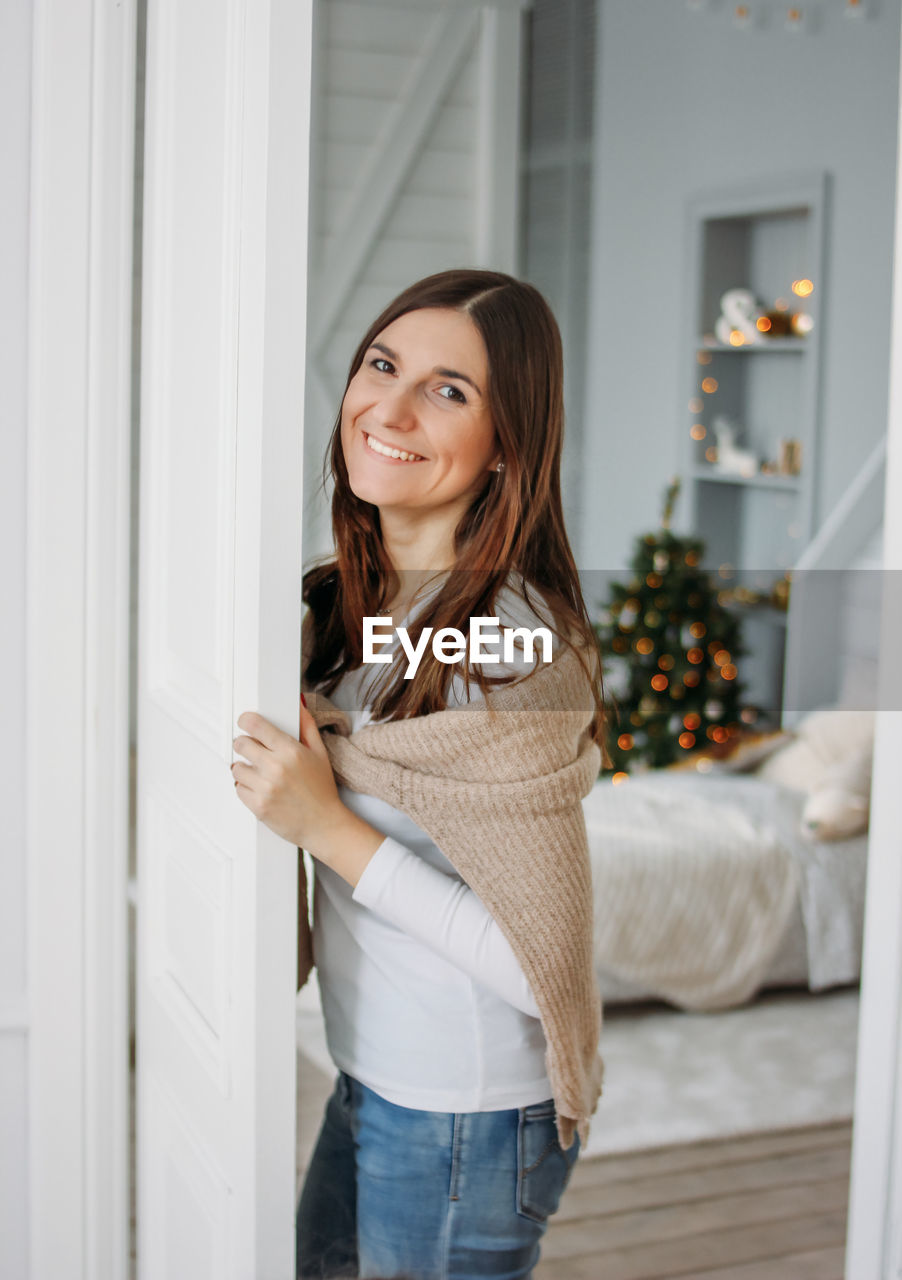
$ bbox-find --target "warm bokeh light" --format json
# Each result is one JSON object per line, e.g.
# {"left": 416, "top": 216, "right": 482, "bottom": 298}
{"left": 645, "top": 572, "right": 663, "bottom": 588}
{"left": 683, "top": 671, "right": 700, "bottom": 687}
{"left": 635, "top": 637, "right": 654, "bottom": 655}
{"left": 685, "top": 552, "right": 700, "bottom": 568}
{"left": 711, "top": 726, "right": 728, "bottom": 743}
{"left": 704, "top": 445, "right": 717, "bottom": 462}
{"left": 756, "top": 316, "right": 772, "bottom": 332}
{"left": 650, "top": 674, "right": 669, "bottom": 692}
{"left": 729, "top": 330, "right": 746, "bottom": 346}
{"left": 792, "top": 279, "right": 814, "bottom": 297}
{"left": 713, "top": 649, "right": 731, "bottom": 667}
{"left": 689, "top": 622, "right": 706, "bottom": 638}
{"left": 617, "top": 733, "right": 634, "bottom": 751}
{"left": 679, "top": 732, "right": 696, "bottom": 750}
{"left": 690, "top": 423, "right": 706, "bottom": 440}
{"left": 683, "top": 712, "right": 701, "bottom": 729}
{"left": 722, "top": 664, "right": 738, "bottom": 680}
{"left": 701, "top": 377, "right": 718, "bottom": 394}
{"left": 658, "top": 654, "right": 675, "bottom": 670}
{"left": 687, "top": 647, "right": 704, "bottom": 664}
{"left": 697, "top": 350, "right": 712, "bottom": 365}
{"left": 612, "top": 772, "right": 629, "bottom": 785}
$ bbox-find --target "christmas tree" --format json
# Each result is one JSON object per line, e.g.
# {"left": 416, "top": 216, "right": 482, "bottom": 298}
{"left": 595, "top": 477, "right": 759, "bottom": 775}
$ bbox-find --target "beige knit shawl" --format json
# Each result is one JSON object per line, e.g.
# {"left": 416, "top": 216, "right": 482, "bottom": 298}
{"left": 298, "top": 641, "right": 605, "bottom": 1149}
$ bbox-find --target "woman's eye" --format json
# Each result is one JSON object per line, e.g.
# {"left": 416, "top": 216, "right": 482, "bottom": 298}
{"left": 370, "top": 357, "right": 394, "bottom": 374}
{"left": 437, "top": 384, "right": 466, "bottom": 404}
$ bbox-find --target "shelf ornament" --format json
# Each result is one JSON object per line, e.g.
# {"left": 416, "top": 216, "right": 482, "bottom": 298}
{"left": 714, "top": 288, "right": 764, "bottom": 346}
{"left": 710, "top": 416, "right": 759, "bottom": 479}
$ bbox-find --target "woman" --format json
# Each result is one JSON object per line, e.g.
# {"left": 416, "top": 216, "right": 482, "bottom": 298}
{"left": 231, "top": 269, "right": 610, "bottom": 1279}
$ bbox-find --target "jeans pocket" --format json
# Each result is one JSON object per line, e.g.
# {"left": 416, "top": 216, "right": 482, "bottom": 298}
{"left": 334, "top": 1071, "right": 354, "bottom": 1120}
{"left": 516, "top": 1101, "right": 580, "bottom": 1224}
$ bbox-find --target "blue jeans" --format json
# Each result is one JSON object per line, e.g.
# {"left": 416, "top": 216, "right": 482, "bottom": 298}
{"left": 296, "top": 1071, "right": 580, "bottom": 1279}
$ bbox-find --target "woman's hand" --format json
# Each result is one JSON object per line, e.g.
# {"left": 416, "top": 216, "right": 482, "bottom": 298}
{"left": 230, "top": 700, "right": 384, "bottom": 885}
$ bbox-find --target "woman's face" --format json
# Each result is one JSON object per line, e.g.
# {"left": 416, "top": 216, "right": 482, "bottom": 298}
{"left": 340, "top": 307, "right": 500, "bottom": 521}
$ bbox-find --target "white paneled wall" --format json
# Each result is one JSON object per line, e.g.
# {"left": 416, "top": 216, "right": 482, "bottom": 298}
{"left": 1, "top": 1, "right": 33, "bottom": 1275}
{"left": 303, "top": 0, "right": 525, "bottom": 561}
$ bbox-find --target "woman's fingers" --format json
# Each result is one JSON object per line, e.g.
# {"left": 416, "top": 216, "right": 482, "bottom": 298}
{"left": 298, "top": 698, "right": 329, "bottom": 758}
{"left": 236, "top": 710, "right": 282, "bottom": 748}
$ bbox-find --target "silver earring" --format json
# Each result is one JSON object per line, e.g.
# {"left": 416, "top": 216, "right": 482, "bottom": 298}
{"left": 495, "top": 461, "right": 505, "bottom": 473}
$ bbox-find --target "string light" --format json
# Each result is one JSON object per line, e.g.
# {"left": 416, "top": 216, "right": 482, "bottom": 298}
{"left": 701, "top": 377, "right": 719, "bottom": 394}
{"left": 729, "top": 330, "right": 747, "bottom": 346}
{"left": 786, "top": 6, "right": 805, "bottom": 31}
{"left": 679, "top": 732, "right": 696, "bottom": 749}
{"left": 690, "top": 424, "right": 706, "bottom": 440}
{"left": 792, "top": 279, "right": 814, "bottom": 296}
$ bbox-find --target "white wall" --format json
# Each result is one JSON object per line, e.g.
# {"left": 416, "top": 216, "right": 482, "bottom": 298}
{"left": 303, "top": 0, "right": 523, "bottom": 562}
{"left": 0, "top": 2, "right": 33, "bottom": 1275}
{"left": 582, "top": 0, "right": 901, "bottom": 573}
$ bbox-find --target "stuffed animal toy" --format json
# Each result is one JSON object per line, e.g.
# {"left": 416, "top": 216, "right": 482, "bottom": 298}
{"left": 755, "top": 707, "right": 875, "bottom": 841}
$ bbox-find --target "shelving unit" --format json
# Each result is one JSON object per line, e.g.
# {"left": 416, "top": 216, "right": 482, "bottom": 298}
{"left": 680, "top": 173, "right": 829, "bottom": 723}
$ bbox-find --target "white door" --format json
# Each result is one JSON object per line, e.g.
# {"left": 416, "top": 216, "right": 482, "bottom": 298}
{"left": 136, "top": 2, "right": 312, "bottom": 1276}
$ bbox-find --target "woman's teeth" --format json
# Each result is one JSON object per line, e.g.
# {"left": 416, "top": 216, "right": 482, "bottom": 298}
{"left": 364, "top": 432, "right": 424, "bottom": 462}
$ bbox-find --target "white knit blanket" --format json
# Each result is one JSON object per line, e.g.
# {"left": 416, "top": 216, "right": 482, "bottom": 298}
{"left": 583, "top": 774, "right": 802, "bottom": 1010}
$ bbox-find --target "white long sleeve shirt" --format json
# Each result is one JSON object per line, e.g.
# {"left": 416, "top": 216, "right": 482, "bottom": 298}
{"left": 312, "top": 582, "right": 556, "bottom": 1111}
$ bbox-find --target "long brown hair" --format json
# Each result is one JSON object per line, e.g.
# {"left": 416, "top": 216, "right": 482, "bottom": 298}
{"left": 303, "top": 269, "right": 609, "bottom": 752}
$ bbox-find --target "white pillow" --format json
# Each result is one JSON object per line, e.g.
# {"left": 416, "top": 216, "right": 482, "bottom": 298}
{"left": 756, "top": 707, "right": 875, "bottom": 793}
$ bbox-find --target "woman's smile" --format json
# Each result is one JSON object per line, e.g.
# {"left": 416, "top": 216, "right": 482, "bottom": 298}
{"left": 362, "top": 430, "right": 426, "bottom": 463}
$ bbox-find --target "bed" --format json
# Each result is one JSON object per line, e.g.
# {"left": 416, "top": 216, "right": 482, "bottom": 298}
{"left": 588, "top": 766, "right": 869, "bottom": 1010}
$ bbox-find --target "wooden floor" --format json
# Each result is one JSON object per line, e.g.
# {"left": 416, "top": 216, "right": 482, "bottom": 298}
{"left": 535, "top": 1120, "right": 850, "bottom": 1280}
{"left": 297, "top": 1058, "right": 851, "bottom": 1280}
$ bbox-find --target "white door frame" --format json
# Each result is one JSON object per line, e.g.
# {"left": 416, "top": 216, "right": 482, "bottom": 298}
{"left": 24, "top": 2, "right": 902, "bottom": 1275}
{"left": 843, "top": 33, "right": 902, "bottom": 1280}
{"left": 26, "top": 1, "right": 137, "bottom": 1277}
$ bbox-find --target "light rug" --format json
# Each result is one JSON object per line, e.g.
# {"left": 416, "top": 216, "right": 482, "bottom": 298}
{"left": 296, "top": 983, "right": 859, "bottom": 1159}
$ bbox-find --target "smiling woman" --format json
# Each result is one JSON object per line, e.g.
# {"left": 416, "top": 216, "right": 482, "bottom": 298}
{"left": 232, "top": 269, "right": 612, "bottom": 1280}
{"left": 340, "top": 308, "right": 500, "bottom": 523}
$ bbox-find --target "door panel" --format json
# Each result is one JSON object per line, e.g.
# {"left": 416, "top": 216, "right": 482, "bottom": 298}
{"left": 136, "top": 2, "right": 312, "bottom": 1275}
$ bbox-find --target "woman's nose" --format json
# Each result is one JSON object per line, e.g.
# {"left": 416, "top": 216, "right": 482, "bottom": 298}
{"left": 368, "top": 384, "right": 417, "bottom": 431}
